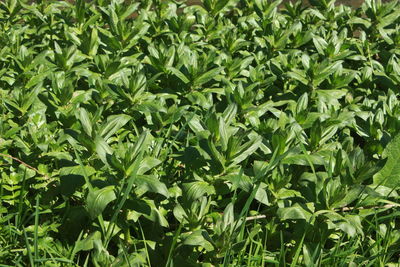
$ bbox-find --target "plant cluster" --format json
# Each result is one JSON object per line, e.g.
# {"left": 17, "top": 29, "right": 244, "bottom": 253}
{"left": 1, "top": 0, "right": 400, "bottom": 265}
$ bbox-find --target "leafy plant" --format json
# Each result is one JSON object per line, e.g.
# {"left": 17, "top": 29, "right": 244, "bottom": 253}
{"left": 1, "top": 0, "right": 400, "bottom": 266}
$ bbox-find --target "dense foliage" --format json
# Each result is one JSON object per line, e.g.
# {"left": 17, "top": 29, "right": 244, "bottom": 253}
{"left": 1, "top": 0, "right": 400, "bottom": 265}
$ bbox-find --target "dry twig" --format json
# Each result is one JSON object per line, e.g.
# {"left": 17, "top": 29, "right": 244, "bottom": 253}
{"left": 0, "top": 152, "right": 49, "bottom": 178}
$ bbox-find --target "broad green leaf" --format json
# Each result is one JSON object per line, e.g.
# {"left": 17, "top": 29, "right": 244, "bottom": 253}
{"left": 348, "top": 17, "right": 371, "bottom": 27}
{"left": 182, "top": 230, "right": 214, "bottom": 251}
{"left": 94, "top": 135, "right": 113, "bottom": 164}
{"left": 278, "top": 204, "right": 313, "bottom": 221}
{"left": 231, "top": 135, "right": 262, "bottom": 165}
{"left": 168, "top": 66, "right": 190, "bottom": 84}
{"left": 373, "top": 134, "right": 400, "bottom": 188}
{"left": 25, "top": 70, "right": 52, "bottom": 88}
{"left": 193, "top": 67, "right": 223, "bottom": 87}
{"left": 183, "top": 181, "right": 215, "bottom": 202}
{"left": 255, "top": 185, "right": 269, "bottom": 205}
{"left": 78, "top": 108, "right": 93, "bottom": 137}
{"left": 137, "top": 157, "right": 162, "bottom": 175}
{"left": 223, "top": 202, "right": 234, "bottom": 230}
{"left": 135, "top": 175, "right": 169, "bottom": 198}
{"left": 75, "top": 231, "right": 102, "bottom": 252}
{"left": 99, "top": 114, "right": 131, "bottom": 141}
{"left": 331, "top": 186, "right": 364, "bottom": 209}
{"left": 282, "top": 154, "right": 325, "bottom": 166}
{"left": 86, "top": 186, "right": 116, "bottom": 219}
{"left": 287, "top": 69, "right": 308, "bottom": 86}
{"left": 60, "top": 165, "right": 96, "bottom": 196}
{"left": 313, "top": 36, "right": 328, "bottom": 55}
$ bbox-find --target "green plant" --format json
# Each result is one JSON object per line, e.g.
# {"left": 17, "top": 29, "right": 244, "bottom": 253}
{"left": 1, "top": 0, "right": 400, "bottom": 266}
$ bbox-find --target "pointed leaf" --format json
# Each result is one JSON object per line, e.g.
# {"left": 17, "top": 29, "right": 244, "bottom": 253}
{"left": 86, "top": 186, "right": 116, "bottom": 219}
{"left": 374, "top": 134, "right": 400, "bottom": 188}
{"left": 193, "top": 67, "right": 223, "bottom": 86}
